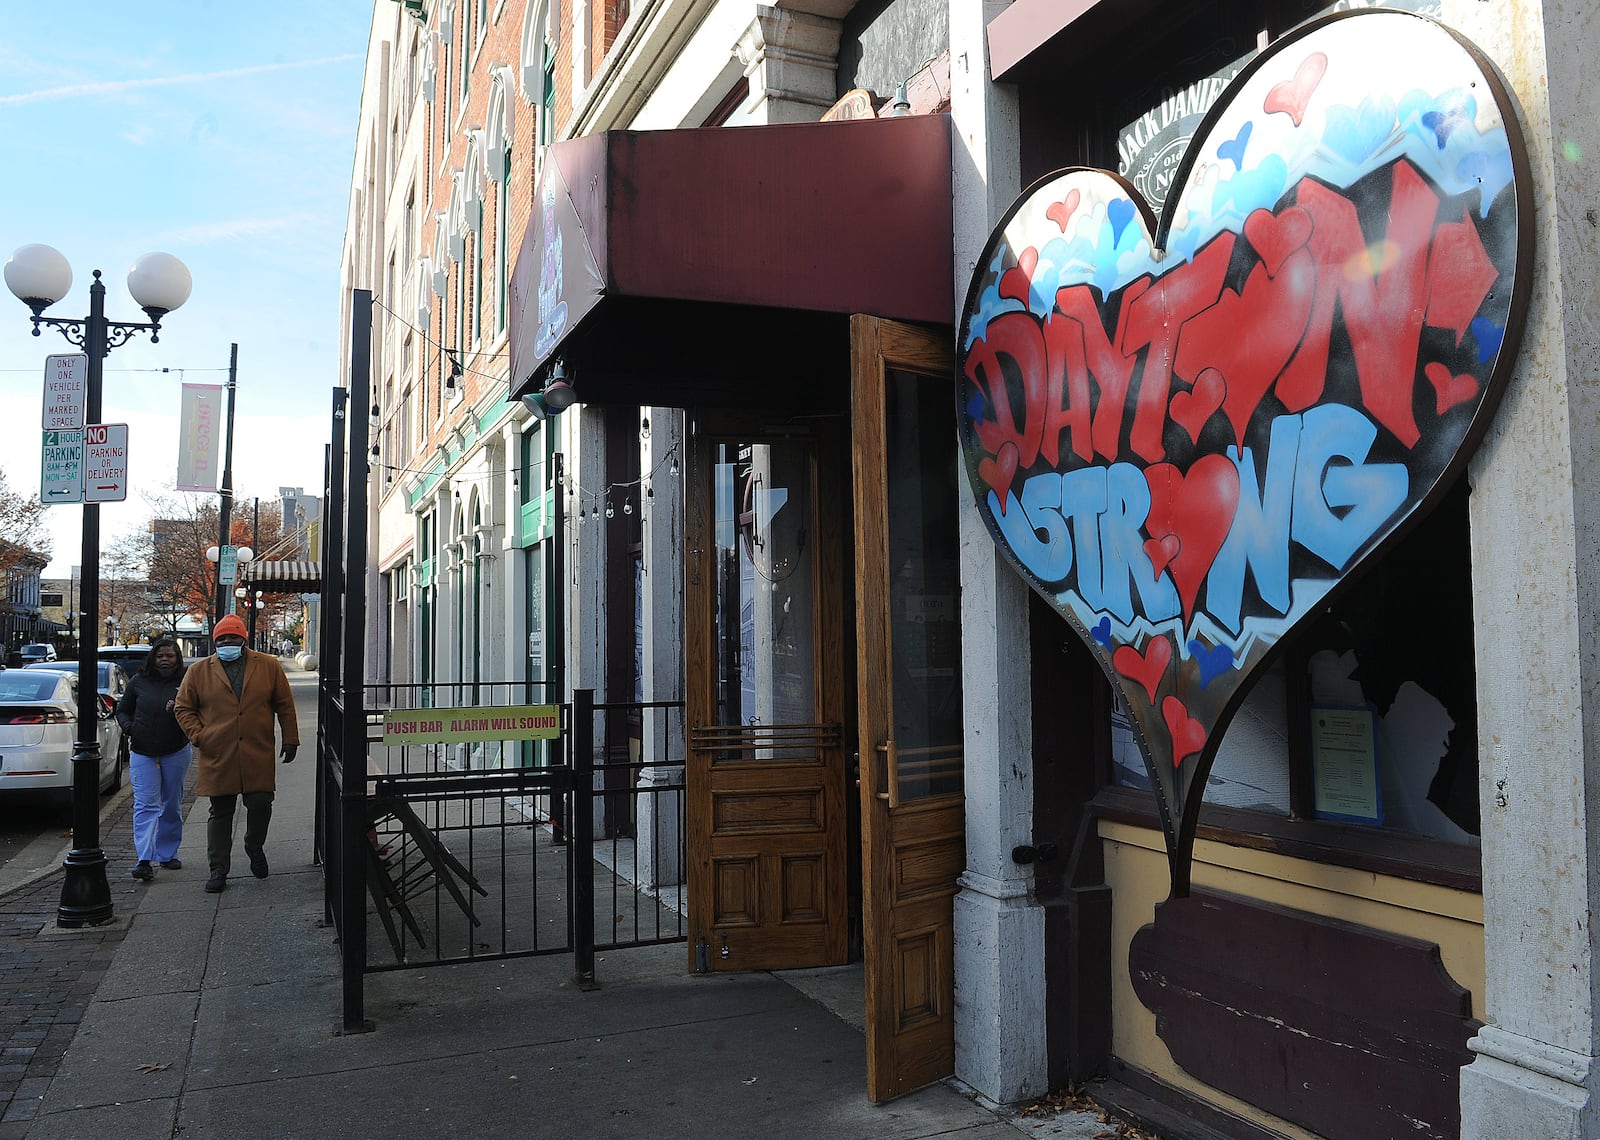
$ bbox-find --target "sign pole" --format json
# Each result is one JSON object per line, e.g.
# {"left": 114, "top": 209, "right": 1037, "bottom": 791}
{"left": 213, "top": 343, "right": 238, "bottom": 628}
{"left": 58, "top": 276, "right": 110, "bottom": 927}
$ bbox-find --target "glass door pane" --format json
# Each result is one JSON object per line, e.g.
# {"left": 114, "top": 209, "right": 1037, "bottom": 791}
{"left": 884, "top": 368, "right": 963, "bottom": 801}
{"left": 712, "top": 440, "right": 816, "bottom": 758}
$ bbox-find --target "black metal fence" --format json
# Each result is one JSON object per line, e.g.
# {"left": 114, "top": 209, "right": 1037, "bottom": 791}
{"left": 317, "top": 680, "right": 687, "bottom": 1031}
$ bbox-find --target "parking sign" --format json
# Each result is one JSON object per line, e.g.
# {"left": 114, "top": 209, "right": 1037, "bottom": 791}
{"left": 41, "top": 354, "right": 87, "bottom": 430}
{"left": 41, "top": 429, "right": 84, "bottom": 504}
{"left": 83, "top": 423, "right": 129, "bottom": 503}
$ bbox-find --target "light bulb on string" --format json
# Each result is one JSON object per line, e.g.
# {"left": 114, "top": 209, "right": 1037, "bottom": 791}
{"left": 605, "top": 501, "right": 615, "bottom": 519}
{"left": 622, "top": 498, "right": 633, "bottom": 516}
{"left": 669, "top": 451, "right": 679, "bottom": 477}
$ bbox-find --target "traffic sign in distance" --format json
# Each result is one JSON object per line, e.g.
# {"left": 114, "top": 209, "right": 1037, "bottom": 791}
{"left": 83, "top": 423, "right": 129, "bottom": 503}
{"left": 41, "top": 428, "right": 84, "bottom": 504}
{"left": 42, "top": 354, "right": 87, "bottom": 430}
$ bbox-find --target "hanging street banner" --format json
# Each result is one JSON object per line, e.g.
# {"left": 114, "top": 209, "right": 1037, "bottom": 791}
{"left": 382, "top": 705, "right": 562, "bottom": 745}
{"left": 176, "top": 382, "right": 224, "bottom": 492}
{"left": 83, "top": 423, "right": 129, "bottom": 503}
{"left": 40, "top": 428, "right": 84, "bottom": 504}
{"left": 41, "top": 354, "right": 87, "bottom": 430}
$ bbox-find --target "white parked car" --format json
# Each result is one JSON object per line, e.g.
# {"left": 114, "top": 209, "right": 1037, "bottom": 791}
{"left": 0, "top": 667, "right": 124, "bottom": 801}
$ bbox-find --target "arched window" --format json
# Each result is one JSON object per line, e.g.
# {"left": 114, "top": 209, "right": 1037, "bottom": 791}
{"left": 462, "top": 135, "right": 485, "bottom": 347}
{"left": 521, "top": 0, "right": 557, "bottom": 145}
{"left": 486, "top": 67, "right": 515, "bottom": 335}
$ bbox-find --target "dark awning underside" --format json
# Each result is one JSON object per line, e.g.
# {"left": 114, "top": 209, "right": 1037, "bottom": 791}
{"left": 509, "top": 114, "right": 955, "bottom": 411}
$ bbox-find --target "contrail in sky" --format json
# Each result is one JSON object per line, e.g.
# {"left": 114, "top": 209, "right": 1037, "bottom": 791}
{"left": 0, "top": 55, "right": 363, "bottom": 107}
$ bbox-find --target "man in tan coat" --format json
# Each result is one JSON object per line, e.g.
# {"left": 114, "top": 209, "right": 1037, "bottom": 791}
{"left": 174, "top": 614, "right": 299, "bottom": 893}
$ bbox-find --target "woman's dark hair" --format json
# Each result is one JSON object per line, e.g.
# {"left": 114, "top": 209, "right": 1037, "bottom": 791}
{"left": 140, "top": 638, "right": 186, "bottom": 681}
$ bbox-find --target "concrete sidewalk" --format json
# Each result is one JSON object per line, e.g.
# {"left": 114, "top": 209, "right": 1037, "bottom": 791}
{"left": 17, "top": 671, "right": 1114, "bottom": 1140}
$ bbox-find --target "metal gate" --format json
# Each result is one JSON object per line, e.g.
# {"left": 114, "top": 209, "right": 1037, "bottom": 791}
{"left": 318, "top": 679, "right": 687, "bottom": 1031}
{"left": 317, "top": 292, "right": 685, "bottom": 1033}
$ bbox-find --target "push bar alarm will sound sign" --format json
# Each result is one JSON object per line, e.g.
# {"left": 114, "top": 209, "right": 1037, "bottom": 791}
{"left": 83, "top": 423, "right": 129, "bottom": 503}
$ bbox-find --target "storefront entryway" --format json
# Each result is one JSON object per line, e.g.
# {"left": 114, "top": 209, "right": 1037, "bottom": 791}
{"left": 682, "top": 317, "right": 965, "bottom": 1101}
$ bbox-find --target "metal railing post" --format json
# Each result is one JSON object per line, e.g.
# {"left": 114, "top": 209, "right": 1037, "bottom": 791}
{"left": 572, "top": 688, "right": 596, "bottom": 989}
{"left": 337, "top": 291, "right": 373, "bottom": 1033}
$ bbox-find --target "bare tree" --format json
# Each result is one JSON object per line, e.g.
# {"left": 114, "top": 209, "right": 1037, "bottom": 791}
{"left": 0, "top": 468, "right": 50, "bottom": 573}
{"left": 142, "top": 490, "right": 224, "bottom": 635}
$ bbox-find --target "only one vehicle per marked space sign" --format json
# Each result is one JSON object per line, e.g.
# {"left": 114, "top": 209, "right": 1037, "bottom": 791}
{"left": 42, "top": 353, "right": 87, "bottom": 430}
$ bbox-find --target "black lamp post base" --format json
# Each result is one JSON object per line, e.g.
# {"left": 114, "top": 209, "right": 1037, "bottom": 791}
{"left": 57, "top": 850, "right": 113, "bottom": 928}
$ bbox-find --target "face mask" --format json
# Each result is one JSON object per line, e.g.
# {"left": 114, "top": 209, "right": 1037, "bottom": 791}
{"left": 156, "top": 664, "right": 178, "bottom": 677}
{"left": 216, "top": 646, "right": 243, "bottom": 662}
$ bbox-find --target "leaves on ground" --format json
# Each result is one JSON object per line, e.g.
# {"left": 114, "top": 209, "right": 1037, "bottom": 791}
{"left": 135, "top": 1062, "right": 170, "bottom": 1074}
{"left": 1016, "top": 1084, "right": 1164, "bottom": 1139}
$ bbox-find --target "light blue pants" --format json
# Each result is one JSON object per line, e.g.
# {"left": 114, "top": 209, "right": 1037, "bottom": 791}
{"left": 130, "top": 744, "right": 192, "bottom": 864}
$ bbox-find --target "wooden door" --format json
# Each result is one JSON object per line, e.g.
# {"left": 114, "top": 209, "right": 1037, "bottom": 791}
{"left": 684, "top": 418, "right": 849, "bottom": 972}
{"left": 852, "top": 316, "right": 967, "bottom": 1102}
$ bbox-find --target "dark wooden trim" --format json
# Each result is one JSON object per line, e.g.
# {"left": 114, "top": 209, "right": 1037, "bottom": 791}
{"left": 1097, "top": 1064, "right": 1288, "bottom": 1140}
{"left": 1093, "top": 786, "right": 1482, "bottom": 893}
{"left": 700, "top": 75, "right": 750, "bottom": 128}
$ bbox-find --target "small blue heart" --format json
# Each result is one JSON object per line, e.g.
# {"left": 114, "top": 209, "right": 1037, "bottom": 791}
{"left": 1217, "top": 121, "right": 1252, "bottom": 171}
{"left": 1092, "top": 616, "right": 1112, "bottom": 648}
{"left": 1107, "top": 199, "right": 1136, "bottom": 246}
{"left": 1189, "top": 639, "right": 1234, "bottom": 687}
{"left": 1469, "top": 316, "right": 1504, "bottom": 363}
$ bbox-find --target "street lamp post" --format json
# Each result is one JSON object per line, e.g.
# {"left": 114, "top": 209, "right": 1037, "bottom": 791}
{"left": 5, "top": 243, "right": 191, "bottom": 927}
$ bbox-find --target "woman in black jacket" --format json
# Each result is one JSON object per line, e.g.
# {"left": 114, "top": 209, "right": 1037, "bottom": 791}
{"left": 116, "top": 638, "right": 192, "bottom": 882}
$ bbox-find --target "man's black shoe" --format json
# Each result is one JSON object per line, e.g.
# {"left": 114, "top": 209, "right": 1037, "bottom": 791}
{"left": 205, "top": 873, "right": 228, "bottom": 894}
{"left": 131, "top": 861, "right": 154, "bottom": 882}
{"left": 160, "top": 858, "right": 183, "bottom": 870}
{"left": 247, "top": 848, "right": 269, "bottom": 879}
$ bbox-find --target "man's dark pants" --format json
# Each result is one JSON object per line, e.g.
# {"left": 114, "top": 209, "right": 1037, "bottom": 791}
{"left": 207, "top": 791, "right": 274, "bottom": 876}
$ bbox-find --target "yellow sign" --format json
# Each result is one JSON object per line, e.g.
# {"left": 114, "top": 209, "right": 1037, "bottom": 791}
{"left": 382, "top": 705, "right": 561, "bottom": 745}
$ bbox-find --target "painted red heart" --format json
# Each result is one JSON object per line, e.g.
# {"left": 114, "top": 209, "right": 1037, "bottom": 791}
{"left": 1424, "top": 361, "right": 1479, "bottom": 413}
{"left": 1162, "top": 696, "right": 1207, "bottom": 767}
{"left": 1113, "top": 634, "right": 1173, "bottom": 703}
{"left": 1263, "top": 51, "right": 1327, "bottom": 127}
{"left": 1168, "top": 368, "right": 1227, "bottom": 444}
{"left": 1243, "top": 206, "right": 1313, "bottom": 277}
{"left": 954, "top": 10, "right": 1530, "bottom": 892}
{"left": 1046, "top": 189, "right": 1081, "bottom": 233}
{"left": 976, "top": 441, "right": 1020, "bottom": 514}
{"left": 998, "top": 247, "right": 1039, "bottom": 307}
{"left": 1145, "top": 455, "right": 1241, "bottom": 621}
{"left": 1143, "top": 534, "right": 1181, "bottom": 579}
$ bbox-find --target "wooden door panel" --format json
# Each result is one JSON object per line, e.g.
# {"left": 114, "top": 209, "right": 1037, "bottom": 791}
{"left": 852, "top": 315, "right": 966, "bottom": 1102}
{"left": 685, "top": 425, "right": 849, "bottom": 974}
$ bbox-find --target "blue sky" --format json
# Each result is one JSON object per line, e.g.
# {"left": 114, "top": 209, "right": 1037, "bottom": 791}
{"left": 0, "top": 4, "right": 372, "bottom": 575}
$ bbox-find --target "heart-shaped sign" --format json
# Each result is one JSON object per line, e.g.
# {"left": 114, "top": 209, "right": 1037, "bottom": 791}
{"left": 956, "top": 9, "right": 1530, "bottom": 894}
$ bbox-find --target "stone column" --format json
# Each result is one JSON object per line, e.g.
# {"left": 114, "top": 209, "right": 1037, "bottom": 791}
{"left": 734, "top": 6, "right": 843, "bottom": 125}
{"left": 1452, "top": 1, "right": 1600, "bottom": 1136}
{"left": 636, "top": 407, "right": 685, "bottom": 890}
{"left": 562, "top": 408, "right": 608, "bottom": 835}
{"left": 947, "top": 0, "right": 1046, "bottom": 1106}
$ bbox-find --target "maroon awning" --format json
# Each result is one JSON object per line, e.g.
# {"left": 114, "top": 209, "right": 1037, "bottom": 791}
{"left": 509, "top": 114, "right": 954, "bottom": 406}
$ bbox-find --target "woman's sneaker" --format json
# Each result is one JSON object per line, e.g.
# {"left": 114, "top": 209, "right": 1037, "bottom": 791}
{"left": 130, "top": 861, "right": 154, "bottom": 882}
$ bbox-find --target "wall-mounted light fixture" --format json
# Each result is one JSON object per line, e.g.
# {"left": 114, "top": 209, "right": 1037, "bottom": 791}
{"left": 542, "top": 359, "right": 576, "bottom": 411}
